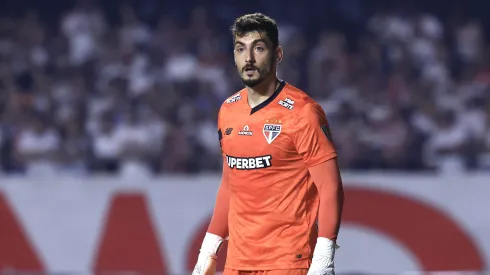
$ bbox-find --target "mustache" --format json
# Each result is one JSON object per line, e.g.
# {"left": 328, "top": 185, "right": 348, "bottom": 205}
{"left": 242, "top": 64, "right": 258, "bottom": 72}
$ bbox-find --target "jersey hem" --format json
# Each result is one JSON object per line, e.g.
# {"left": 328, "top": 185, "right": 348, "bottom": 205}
{"left": 225, "top": 261, "right": 310, "bottom": 271}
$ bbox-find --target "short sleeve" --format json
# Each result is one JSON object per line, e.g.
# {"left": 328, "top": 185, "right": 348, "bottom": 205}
{"left": 293, "top": 103, "right": 337, "bottom": 167}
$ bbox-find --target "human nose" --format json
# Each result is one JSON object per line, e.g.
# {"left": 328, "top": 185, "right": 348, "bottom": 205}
{"left": 245, "top": 48, "right": 255, "bottom": 63}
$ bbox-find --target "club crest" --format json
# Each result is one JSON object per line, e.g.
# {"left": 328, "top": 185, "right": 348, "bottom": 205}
{"left": 263, "top": 124, "right": 282, "bottom": 144}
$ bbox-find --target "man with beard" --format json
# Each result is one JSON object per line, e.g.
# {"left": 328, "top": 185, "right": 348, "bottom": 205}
{"left": 192, "top": 13, "right": 344, "bottom": 275}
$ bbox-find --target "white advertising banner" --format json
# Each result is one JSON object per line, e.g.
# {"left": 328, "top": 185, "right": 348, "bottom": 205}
{"left": 0, "top": 173, "right": 488, "bottom": 274}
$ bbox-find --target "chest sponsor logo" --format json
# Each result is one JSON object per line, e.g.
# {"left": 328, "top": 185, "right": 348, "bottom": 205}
{"left": 263, "top": 124, "right": 282, "bottom": 144}
{"left": 278, "top": 97, "right": 295, "bottom": 110}
{"left": 226, "top": 155, "right": 272, "bottom": 170}
{"left": 238, "top": 125, "right": 253, "bottom": 136}
{"left": 226, "top": 93, "right": 241, "bottom": 104}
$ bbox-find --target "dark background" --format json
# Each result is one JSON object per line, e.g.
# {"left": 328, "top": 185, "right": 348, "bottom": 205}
{"left": 0, "top": 0, "right": 489, "bottom": 177}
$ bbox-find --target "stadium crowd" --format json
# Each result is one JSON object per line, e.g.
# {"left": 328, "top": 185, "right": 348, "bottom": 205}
{"left": 0, "top": 0, "right": 489, "bottom": 177}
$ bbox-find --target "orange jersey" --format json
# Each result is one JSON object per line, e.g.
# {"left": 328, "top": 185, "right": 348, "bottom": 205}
{"left": 217, "top": 81, "right": 337, "bottom": 270}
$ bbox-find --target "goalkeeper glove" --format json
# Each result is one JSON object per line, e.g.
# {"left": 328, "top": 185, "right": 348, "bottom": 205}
{"left": 307, "top": 237, "right": 339, "bottom": 275}
{"left": 192, "top": 232, "right": 225, "bottom": 275}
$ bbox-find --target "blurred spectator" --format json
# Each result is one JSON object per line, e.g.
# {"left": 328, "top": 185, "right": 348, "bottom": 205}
{"left": 59, "top": 114, "right": 88, "bottom": 175}
{"left": 61, "top": 1, "right": 106, "bottom": 66}
{"left": 90, "top": 112, "right": 121, "bottom": 173}
{"left": 478, "top": 98, "right": 490, "bottom": 170}
{"left": 424, "top": 109, "right": 469, "bottom": 173}
{"left": 116, "top": 107, "right": 155, "bottom": 177}
{"left": 14, "top": 111, "right": 61, "bottom": 176}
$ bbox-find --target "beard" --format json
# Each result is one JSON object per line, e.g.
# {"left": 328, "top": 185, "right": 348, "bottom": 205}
{"left": 238, "top": 56, "right": 274, "bottom": 87}
{"left": 240, "top": 67, "right": 269, "bottom": 87}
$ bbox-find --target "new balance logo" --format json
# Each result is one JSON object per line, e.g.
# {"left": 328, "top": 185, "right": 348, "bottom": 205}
{"left": 225, "top": 128, "right": 233, "bottom": 135}
{"left": 226, "top": 155, "right": 272, "bottom": 170}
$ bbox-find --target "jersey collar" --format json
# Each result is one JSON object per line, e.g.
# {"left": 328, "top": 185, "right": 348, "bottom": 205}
{"left": 248, "top": 80, "right": 286, "bottom": 115}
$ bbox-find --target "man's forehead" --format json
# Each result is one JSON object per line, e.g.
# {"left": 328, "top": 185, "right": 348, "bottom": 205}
{"left": 234, "top": 31, "right": 271, "bottom": 44}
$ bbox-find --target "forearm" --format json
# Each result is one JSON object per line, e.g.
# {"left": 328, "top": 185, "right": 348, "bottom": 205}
{"left": 207, "top": 161, "right": 230, "bottom": 238}
{"left": 207, "top": 183, "right": 229, "bottom": 238}
{"left": 309, "top": 158, "right": 344, "bottom": 240}
{"left": 193, "top": 165, "right": 229, "bottom": 275}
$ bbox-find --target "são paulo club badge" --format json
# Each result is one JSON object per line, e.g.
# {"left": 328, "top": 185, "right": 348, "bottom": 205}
{"left": 263, "top": 118, "right": 282, "bottom": 144}
{"left": 263, "top": 124, "right": 281, "bottom": 144}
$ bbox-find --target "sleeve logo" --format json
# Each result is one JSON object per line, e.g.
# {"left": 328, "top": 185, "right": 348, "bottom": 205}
{"left": 217, "top": 129, "right": 223, "bottom": 147}
{"left": 321, "top": 125, "right": 334, "bottom": 143}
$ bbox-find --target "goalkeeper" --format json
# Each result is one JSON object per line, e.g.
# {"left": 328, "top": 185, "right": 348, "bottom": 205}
{"left": 192, "top": 12, "right": 344, "bottom": 275}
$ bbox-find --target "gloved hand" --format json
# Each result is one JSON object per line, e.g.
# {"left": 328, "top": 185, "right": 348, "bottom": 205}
{"left": 307, "top": 237, "right": 339, "bottom": 275}
{"left": 192, "top": 233, "right": 225, "bottom": 275}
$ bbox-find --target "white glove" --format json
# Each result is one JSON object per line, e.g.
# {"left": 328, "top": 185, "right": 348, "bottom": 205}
{"left": 307, "top": 237, "right": 339, "bottom": 275}
{"left": 192, "top": 233, "right": 225, "bottom": 275}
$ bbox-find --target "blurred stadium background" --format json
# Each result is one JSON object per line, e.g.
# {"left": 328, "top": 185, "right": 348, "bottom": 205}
{"left": 0, "top": 0, "right": 488, "bottom": 274}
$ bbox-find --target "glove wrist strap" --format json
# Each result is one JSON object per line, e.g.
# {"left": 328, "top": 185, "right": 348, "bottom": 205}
{"left": 313, "top": 237, "right": 338, "bottom": 258}
{"left": 200, "top": 232, "right": 225, "bottom": 256}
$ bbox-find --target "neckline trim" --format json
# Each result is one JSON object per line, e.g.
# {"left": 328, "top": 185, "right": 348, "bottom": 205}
{"left": 250, "top": 80, "right": 286, "bottom": 115}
